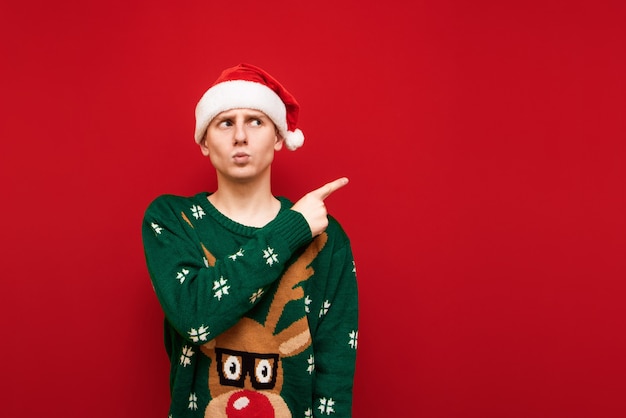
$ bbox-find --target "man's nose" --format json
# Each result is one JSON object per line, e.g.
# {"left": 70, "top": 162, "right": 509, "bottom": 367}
{"left": 234, "top": 123, "right": 247, "bottom": 144}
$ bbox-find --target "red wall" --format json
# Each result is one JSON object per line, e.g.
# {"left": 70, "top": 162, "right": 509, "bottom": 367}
{"left": 2, "top": 0, "right": 625, "bottom": 416}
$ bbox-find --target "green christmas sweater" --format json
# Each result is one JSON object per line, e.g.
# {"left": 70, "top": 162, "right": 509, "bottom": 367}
{"left": 142, "top": 192, "right": 358, "bottom": 417}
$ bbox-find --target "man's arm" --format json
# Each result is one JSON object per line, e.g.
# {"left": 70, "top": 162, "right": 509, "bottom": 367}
{"left": 142, "top": 195, "right": 313, "bottom": 343}
{"left": 312, "top": 229, "right": 359, "bottom": 417}
{"left": 142, "top": 177, "right": 349, "bottom": 346}
{"left": 294, "top": 177, "right": 358, "bottom": 416}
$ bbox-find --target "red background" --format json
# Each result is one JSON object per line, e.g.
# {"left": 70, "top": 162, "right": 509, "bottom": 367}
{"left": 1, "top": 0, "right": 625, "bottom": 416}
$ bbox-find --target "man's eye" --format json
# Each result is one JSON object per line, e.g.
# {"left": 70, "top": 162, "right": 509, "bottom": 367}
{"left": 251, "top": 119, "right": 262, "bottom": 126}
{"left": 219, "top": 120, "right": 232, "bottom": 127}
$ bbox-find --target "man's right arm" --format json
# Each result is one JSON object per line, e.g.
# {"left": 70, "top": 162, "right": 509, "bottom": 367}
{"left": 142, "top": 195, "right": 312, "bottom": 344}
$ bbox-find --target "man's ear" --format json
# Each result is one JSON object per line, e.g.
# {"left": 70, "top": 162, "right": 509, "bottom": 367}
{"left": 199, "top": 136, "right": 210, "bottom": 156}
{"left": 274, "top": 133, "right": 284, "bottom": 151}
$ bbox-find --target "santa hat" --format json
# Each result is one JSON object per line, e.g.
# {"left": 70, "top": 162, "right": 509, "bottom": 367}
{"left": 194, "top": 63, "right": 304, "bottom": 151}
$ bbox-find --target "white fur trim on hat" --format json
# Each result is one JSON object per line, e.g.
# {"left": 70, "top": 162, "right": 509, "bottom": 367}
{"left": 195, "top": 79, "right": 300, "bottom": 147}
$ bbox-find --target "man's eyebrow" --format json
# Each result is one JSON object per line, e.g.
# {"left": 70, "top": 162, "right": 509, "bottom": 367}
{"left": 212, "top": 113, "right": 231, "bottom": 122}
{"left": 213, "top": 109, "right": 268, "bottom": 122}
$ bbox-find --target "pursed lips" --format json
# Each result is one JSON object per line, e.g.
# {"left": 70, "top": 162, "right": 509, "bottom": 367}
{"left": 232, "top": 152, "right": 250, "bottom": 164}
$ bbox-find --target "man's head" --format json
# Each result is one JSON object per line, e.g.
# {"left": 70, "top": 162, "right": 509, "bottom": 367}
{"left": 194, "top": 63, "right": 304, "bottom": 151}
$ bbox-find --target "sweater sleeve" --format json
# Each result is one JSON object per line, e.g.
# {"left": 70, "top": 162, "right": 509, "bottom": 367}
{"left": 142, "top": 195, "right": 313, "bottom": 344}
{"left": 312, "top": 221, "right": 359, "bottom": 417}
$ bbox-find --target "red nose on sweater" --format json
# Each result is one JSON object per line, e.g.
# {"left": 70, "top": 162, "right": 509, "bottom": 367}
{"left": 226, "top": 390, "right": 275, "bottom": 418}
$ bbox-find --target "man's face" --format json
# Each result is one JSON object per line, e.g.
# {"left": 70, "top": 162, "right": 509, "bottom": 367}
{"left": 201, "top": 108, "right": 283, "bottom": 183}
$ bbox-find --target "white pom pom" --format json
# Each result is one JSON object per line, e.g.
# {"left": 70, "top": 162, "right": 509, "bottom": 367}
{"left": 284, "top": 129, "right": 305, "bottom": 151}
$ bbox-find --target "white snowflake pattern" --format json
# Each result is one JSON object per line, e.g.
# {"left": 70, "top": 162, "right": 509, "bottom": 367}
{"left": 151, "top": 222, "right": 163, "bottom": 235}
{"left": 348, "top": 330, "right": 358, "bottom": 349}
{"left": 180, "top": 345, "right": 194, "bottom": 367}
{"left": 188, "top": 325, "right": 210, "bottom": 343}
{"left": 203, "top": 257, "right": 209, "bottom": 268}
{"left": 304, "top": 295, "right": 312, "bottom": 313}
{"left": 319, "top": 300, "right": 331, "bottom": 317}
{"left": 228, "top": 248, "right": 244, "bottom": 261}
{"left": 318, "top": 397, "right": 335, "bottom": 415}
{"left": 307, "top": 354, "right": 315, "bottom": 374}
{"left": 263, "top": 246, "right": 279, "bottom": 266}
{"left": 305, "top": 408, "right": 313, "bottom": 417}
{"left": 190, "top": 205, "right": 206, "bottom": 220}
{"left": 188, "top": 393, "right": 198, "bottom": 410}
{"left": 352, "top": 260, "right": 356, "bottom": 274}
{"left": 213, "top": 277, "right": 230, "bottom": 300}
{"left": 250, "top": 288, "right": 264, "bottom": 303}
{"left": 176, "top": 268, "right": 190, "bottom": 284}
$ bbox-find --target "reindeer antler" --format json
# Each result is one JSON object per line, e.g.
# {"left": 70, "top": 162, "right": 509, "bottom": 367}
{"left": 264, "top": 233, "right": 328, "bottom": 334}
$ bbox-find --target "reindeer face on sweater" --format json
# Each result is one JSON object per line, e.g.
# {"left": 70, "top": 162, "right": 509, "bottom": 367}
{"left": 200, "top": 233, "right": 328, "bottom": 418}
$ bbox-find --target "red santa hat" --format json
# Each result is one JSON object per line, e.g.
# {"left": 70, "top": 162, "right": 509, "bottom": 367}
{"left": 194, "top": 63, "right": 304, "bottom": 151}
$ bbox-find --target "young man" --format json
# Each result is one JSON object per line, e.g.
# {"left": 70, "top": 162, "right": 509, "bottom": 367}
{"left": 142, "top": 63, "right": 358, "bottom": 417}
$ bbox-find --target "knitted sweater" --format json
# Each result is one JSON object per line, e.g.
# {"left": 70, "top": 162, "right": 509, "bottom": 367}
{"left": 142, "top": 192, "right": 358, "bottom": 417}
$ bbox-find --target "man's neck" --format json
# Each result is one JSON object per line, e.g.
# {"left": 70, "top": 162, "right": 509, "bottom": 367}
{"left": 208, "top": 178, "right": 280, "bottom": 228}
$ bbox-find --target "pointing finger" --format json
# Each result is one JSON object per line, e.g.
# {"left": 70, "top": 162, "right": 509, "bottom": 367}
{"left": 314, "top": 177, "right": 349, "bottom": 200}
